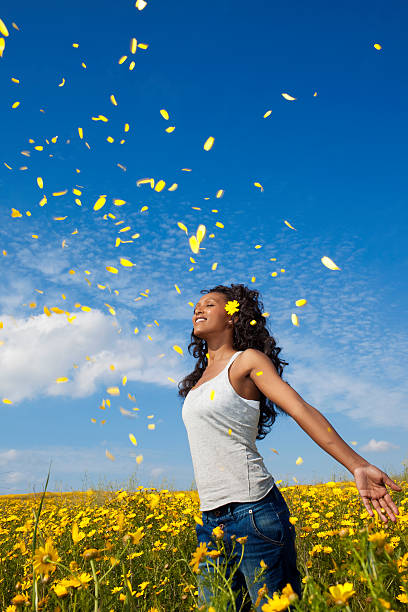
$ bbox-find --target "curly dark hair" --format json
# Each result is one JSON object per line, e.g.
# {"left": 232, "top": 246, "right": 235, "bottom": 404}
{"left": 178, "top": 283, "right": 290, "bottom": 440}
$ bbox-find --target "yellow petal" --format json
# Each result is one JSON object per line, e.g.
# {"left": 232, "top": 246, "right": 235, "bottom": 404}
{"left": 110, "top": 94, "right": 118, "bottom": 106}
{"left": 291, "top": 313, "right": 299, "bottom": 326}
{"left": 177, "top": 222, "right": 188, "bottom": 236}
{"left": 106, "top": 450, "right": 115, "bottom": 461}
{"left": 129, "top": 433, "right": 137, "bottom": 446}
{"left": 189, "top": 235, "right": 199, "bottom": 254}
{"left": 0, "top": 38, "right": 5, "bottom": 58}
{"left": 154, "top": 180, "right": 165, "bottom": 192}
{"left": 94, "top": 195, "right": 107, "bottom": 211}
{"left": 254, "top": 182, "right": 264, "bottom": 192}
{"left": 321, "top": 256, "right": 341, "bottom": 270}
{"left": 296, "top": 456, "right": 303, "bottom": 465}
{"left": 52, "top": 190, "right": 68, "bottom": 196}
{"left": 120, "top": 258, "right": 134, "bottom": 267}
{"left": 11, "top": 208, "right": 22, "bottom": 217}
{"left": 160, "top": 109, "right": 169, "bottom": 120}
{"left": 136, "top": 0, "right": 147, "bottom": 10}
{"left": 56, "top": 377, "right": 69, "bottom": 383}
{"left": 78, "top": 127, "right": 83, "bottom": 139}
{"left": 295, "top": 299, "right": 307, "bottom": 307}
{"left": 58, "top": 77, "right": 65, "bottom": 87}
{"left": 129, "top": 60, "right": 135, "bottom": 70}
{"left": 204, "top": 136, "right": 214, "bottom": 151}
{"left": 216, "top": 189, "right": 224, "bottom": 198}
{"left": 263, "top": 110, "right": 272, "bottom": 118}
{"left": 173, "top": 345, "right": 183, "bottom": 356}
{"left": 37, "top": 177, "right": 43, "bottom": 189}
{"left": 118, "top": 55, "right": 127, "bottom": 64}
{"left": 2, "top": 398, "right": 12, "bottom": 404}
{"left": 0, "top": 18, "right": 9, "bottom": 37}
{"left": 165, "top": 126, "right": 175, "bottom": 133}
{"left": 106, "top": 266, "right": 118, "bottom": 273}
{"left": 113, "top": 199, "right": 126, "bottom": 206}
{"left": 282, "top": 92, "right": 296, "bottom": 101}
{"left": 39, "top": 195, "right": 47, "bottom": 207}
{"left": 130, "top": 38, "right": 137, "bottom": 53}
{"left": 284, "top": 220, "right": 296, "bottom": 230}
{"left": 196, "top": 224, "right": 206, "bottom": 243}
{"left": 136, "top": 454, "right": 143, "bottom": 464}
{"left": 107, "top": 386, "right": 120, "bottom": 396}
{"left": 374, "top": 43, "right": 382, "bottom": 50}
{"left": 122, "top": 375, "right": 127, "bottom": 385}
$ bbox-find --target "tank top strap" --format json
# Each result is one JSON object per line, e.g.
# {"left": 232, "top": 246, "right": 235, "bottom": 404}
{"left": 222, "top": 351, "right": 242, "bottom": 374}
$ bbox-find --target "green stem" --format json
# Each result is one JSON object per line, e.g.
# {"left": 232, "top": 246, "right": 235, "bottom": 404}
{"left": 90, "top": 560, "right": 99, "bottom": 612}
{"left": 31, "top": 463, "right": 52, "bottom": 612}
{"left": 99, "top": 540, "right": 131, "bottom": 583}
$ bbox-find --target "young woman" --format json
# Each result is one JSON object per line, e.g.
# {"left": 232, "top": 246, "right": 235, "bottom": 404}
{"left": 179, "top": 283, "right": 402, "bottom": 612}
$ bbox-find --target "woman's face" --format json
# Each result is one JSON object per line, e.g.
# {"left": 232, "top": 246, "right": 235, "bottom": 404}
{"left": 192, "top": 292, "right": 232, "bottom": 338}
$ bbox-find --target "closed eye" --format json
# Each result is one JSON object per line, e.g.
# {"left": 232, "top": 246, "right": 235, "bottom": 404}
{"left": 194, "top": 304, "right": 214, "bottom": 315}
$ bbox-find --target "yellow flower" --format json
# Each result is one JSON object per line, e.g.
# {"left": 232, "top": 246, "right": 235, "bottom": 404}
{"left": 328, "top": 582, "right": 356, "bottom": 604}
{"left": 378, "top": 598, "right": 391, "bottom": 609}
{"left": 236, "top": 535, "right": 248, "bottom": 544}
{"left": 224, "top": 300, "right": 240, "bottom": 315}
{"left": 212, "top": 525, "right": 224, "bottom": 539}
{"left": 368, "top": 530, "right": 387, "bottom": 547}
{"left": 33, "top": 537, "right": 60, "bottom": 575}
{"left": 189, "top": 542, "right": 208, "bottom": 573}
{"left": 53, "top": 583, "right": 69, "bottom": 598}
{"left": 10, "top": 594, "right": 29, "bottom": 606}
{"left": 82, "top": 548, "right": 104, "bottom": 561}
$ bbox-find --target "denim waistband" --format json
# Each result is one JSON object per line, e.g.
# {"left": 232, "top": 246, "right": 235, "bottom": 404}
{"left": 202, "top": 484, "right": 283, "bottom": 521}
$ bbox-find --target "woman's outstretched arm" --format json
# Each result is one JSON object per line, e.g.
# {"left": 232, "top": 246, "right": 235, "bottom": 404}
{"left": 244, "top": 349, "right": 403, "bottom": 524}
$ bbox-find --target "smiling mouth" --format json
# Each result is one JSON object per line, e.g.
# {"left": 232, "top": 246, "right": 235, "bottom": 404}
{"left": 195, "top": 319, "right": 206, "bottom": 324}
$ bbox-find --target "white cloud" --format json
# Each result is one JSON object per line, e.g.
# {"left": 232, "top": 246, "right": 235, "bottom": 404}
{"left": 360, "top": 439, "right": 400, "bottom": 453}
{"left": 0, "top": 449, "right": 18, "bottom": 465}
{"left": 0, "top": 310, "right": 186, "bottom": 403}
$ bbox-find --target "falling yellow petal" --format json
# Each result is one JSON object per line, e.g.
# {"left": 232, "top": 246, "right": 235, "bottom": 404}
{"left": 254, "top": 182, "right": 264, "bottom": 192}
{"left": 11, "top": 101, "right": 20, "bottom": 109}
{"left": 130, "top": 38, "right": 137, "bottom": 53}
{"left": 78, "top": 127, "right": 83, "bottom": 139}
{"left": 58, "top": 77, "right": 65, "bottom": 87}
{"left": 110, "top": 94, "right": 118, "bottom": 106}
{"left": 196, "top": 224, "right": 206, "bottom": 243}
{"left": 374, "top": 43, "right": 382, "bottom": 50}
{"left": 271, "top": 448, "right": 279, "bottom": 454}
{"left": 295, "top": 299, "right": 307, "bottom": 307}
{"left": 2, "top": 398, "right": 12, "bottom": 404}
{"left": 129, "top": 433, "right": 137, "bottom": 446}
{"left": 291, "top": 313, "right": 299, "bottom": 326}
{"left": 56, "top": 377, "right": 69, "bottom": 383}
{"left": 296, "top": 456, "right": 303, "bottom": 465}
{"left": 122, "top": 375, "right": 127, "bottom": 386}
{"left": 282, "top": 92, "right": 296, "bottom": 101}
{"left": 155, "top": 180, "right": 165, "bottom": 192}
{"left": 0, "top": 18, "right": 9, "bottom": 37}
{"left": 147, "top": 424, "right": 155, "bottom": 430}
{"left": 120, "top": 258, "right": 135, "bottom": 267}
{"left": 136, "top": 455, "right": 143, "bottom": 464}
{"left": 263, "top": 110, "right": 272, "bottom": 118}
{"left": 284, "top": 220, "right": 296, "bottom": 230}
{"left": 173, "top": 345, "right": 183, "bottom": 356}
{"left": 215, "top": 222, "right": 224, "bottom": 228}
{"left": 136, "top": 0, "right": 147, "bottom": 10}
{"left": 216, "top": 189, "right": 224, "bottom": 198}
{"left": 210, "top": 390, "right": 215, "bottom": 401}
{"left": 189, "top": 235, "right": 199, "bottom": 254}
{"left": 160, "top": 109, "right": 169, "bottom": 120}
{"left": 177, "top": 222, "right": 188, "bottom": 234}
{"left": 52, "top": 190, "right": 68, "bottom": 196}
{"left": 165, "top": 126, "right": 175, "bottom": 133}
{"left": 107, "top": 386, "right": 120, "bottom": 396}
{"left": 129, "top": 60, "right": 135, "bottom": 70}
{"left": 11, "top": 208, "right": 22, "bottom": 218}
{"left": 118, "top": 55, "right": 127, "bottom": 64}
{"left": 321, "top": 256, "right": 341, "bottom": 270}
{"left": 94, "top": 195, "right": 107, "bottom": 211}
{"left": 106, "top": 450, "right": 115, "bottom": 461}
{"left": 39, "top": 195, "right": 47, "bottom": 207}
{"left": 0, "top": 38, "right": 5, "bottom": 58}
{"left": 106, "top": 266, "right": 118, "bottom": 274}
{"left": 204, "top": 136, "right": 214, "bottom": 151}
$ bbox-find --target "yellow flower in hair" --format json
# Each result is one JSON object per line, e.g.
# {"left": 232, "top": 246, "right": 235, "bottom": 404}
{"left": 225, "top": 300, "right": 240, "bottom": 315}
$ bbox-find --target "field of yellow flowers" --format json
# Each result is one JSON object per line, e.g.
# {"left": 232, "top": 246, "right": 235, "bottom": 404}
{"left": 0, "top": 474, "right": 407, "bottom": 612}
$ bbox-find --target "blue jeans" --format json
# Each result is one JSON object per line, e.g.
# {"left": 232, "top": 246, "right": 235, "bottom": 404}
{"left": 195, "top": 484, "right": 302, "bottom": 611}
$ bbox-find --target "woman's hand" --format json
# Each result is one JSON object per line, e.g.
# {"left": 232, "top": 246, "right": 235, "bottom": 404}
{"left": 353, "top": 464, "right": 402, "bottom": 524}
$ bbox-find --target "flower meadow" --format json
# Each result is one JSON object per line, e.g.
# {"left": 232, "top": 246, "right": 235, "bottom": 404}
{"left": 0, "top": 472, "right": 407, "bottom": 612}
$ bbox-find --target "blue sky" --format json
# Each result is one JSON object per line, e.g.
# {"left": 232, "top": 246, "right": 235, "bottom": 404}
{"left": 0, "top": 0, "right": 407, "bottom": 495}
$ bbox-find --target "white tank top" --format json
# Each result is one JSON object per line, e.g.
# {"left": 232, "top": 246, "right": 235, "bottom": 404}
{"left": 182, "top": 351, "right": 275, "bottom": 511}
